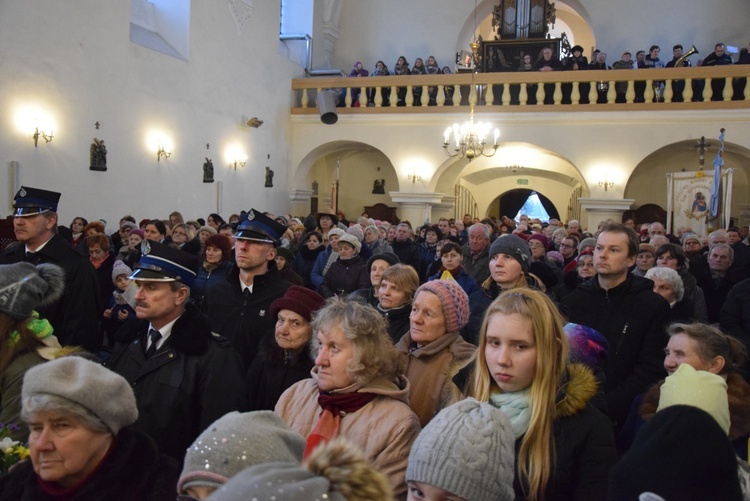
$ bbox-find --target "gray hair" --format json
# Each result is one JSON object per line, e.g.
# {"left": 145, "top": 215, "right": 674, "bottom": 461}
{"left": 468, "top": 223, "right": 490, "bottom": 238}
{"left": 710, "top": 243, "right": 734, "bottom": 261}
{"left": 645, "top": 267, "right": 684, "bottom": 302}
{"left": 364, "top": 225, "right": 379, "bottom": 237}
{"left": 22, "top": 394, "right": 112, "bottom": 434}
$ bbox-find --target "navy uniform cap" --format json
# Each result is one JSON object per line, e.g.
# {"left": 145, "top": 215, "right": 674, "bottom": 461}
{"left": 130, "top": 240, "right": 199, "bottom": 287}
{"left": 234, "top": 209, "right": 286, "bottom": 246}
{"left": 13, "top": 186, "right": 61, "bottom": 217}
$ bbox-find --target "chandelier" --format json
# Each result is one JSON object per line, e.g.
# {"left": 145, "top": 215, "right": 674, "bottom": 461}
{"left": 442, "top": 102, "right": 500, "bottom": 161}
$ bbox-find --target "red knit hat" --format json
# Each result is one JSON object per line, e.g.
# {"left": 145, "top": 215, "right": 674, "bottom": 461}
{"left": 270, "top": 286, "right": 326, "bottom": 322}
{"left": 414, "top": 280, "right": 470, "bottom": 333}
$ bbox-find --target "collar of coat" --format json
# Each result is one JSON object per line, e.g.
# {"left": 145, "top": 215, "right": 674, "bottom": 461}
{"left": 114, "top": 303, "right": 214, "bottom": 356}
{"left": 555, "top": 363, "right": 599, "bottom": 418}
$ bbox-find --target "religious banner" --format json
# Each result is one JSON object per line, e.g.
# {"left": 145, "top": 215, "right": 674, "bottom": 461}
{"left": 666, "top": 169, "right": 735, "bottom": 237}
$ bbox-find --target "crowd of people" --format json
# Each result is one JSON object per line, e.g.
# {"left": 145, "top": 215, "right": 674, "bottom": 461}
{"left": 2, "top": 184, "right": 750, "bottom": 499}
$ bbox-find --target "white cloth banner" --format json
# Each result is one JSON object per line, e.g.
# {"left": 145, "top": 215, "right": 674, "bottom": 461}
{"left": 667, "top": 169, "right": 734, "bottom": 237}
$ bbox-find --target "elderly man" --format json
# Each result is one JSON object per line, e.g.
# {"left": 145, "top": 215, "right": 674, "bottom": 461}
{"left": 202, "top": 209, "right": 292, "bottom": 366}
{"left": 694, "top": 243, "right": 736, "bottom": 323}
{"left": 0, "top": 186, "right": 101, "bottom": 351}
{"left": 108, "top": 241, "right": 246, "bottom": 461}
{"left": 391, "top": 223, "right": 421, "bottom": 271}
{"left": 690, "top": 229, "right": 750, "bottom": 283}
{"left": 462, "top": 223, "right": 492, "bottom": 285}
{"left": 567, "top": 219, "right": 581, "bottom": 235}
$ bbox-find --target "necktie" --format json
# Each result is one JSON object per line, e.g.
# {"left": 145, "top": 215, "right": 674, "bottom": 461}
{"left": 243, "top": 288, "right": 251, "bottom": 299}
{"left": 145, "top": 329, "right": 162, "bottom": 359}
{"left": 26, "top": 251, "right": 39, "bottom": 264}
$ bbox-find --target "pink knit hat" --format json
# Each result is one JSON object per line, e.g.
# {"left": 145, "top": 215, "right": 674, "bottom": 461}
{"left": 414, "top": 279, "right": 470, "bottom": 333}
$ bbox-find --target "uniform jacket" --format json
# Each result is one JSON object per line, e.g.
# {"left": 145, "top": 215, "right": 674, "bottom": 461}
{"left": 107, "top": 304, "right": 247, "bottom": 461}
{"left": 0, "top": 234, "right": 102, "bottom": 351}
{"left": 319, "top": 254, "right": 369, "bottom": 298}
{"left": 560, "top": 274, "right": 671, "bottom": 426}
{"left": 276, "top": 373, "right": 421, "bottom": 500}
{"left": 202, "top": 264, "right": 291, "bottom": 367}
{"left": 512, "top": 364, "right": 617, "bottom": 500}
{"left": 0, "top": 427, "right": 179, "bottom": 501}
{"left": 395, "top": 331, "right": 476, "bottom": 426}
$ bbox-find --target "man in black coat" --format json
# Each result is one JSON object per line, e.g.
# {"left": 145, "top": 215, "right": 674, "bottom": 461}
{"left": 107, "top": 241, "right": 246, "bottom": 462}
{"left": 693, "top": 243, "right": 737, "bottom": 323}
{"left": 0, "top": 186, "right": 102, "bottom": 351}
{"left": 390, "top": 223, "right": 422, "bottom": 272}
{"left": 560, "top": 223, "right": 670, "bottom": 429}
{"left": 202, "top": 209, "right": 292, "bottom": 367}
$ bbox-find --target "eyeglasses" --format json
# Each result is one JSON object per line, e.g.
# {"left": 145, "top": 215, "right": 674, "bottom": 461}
{"left": 559, "top": 243, "right": 574, "bottom": 249}
{"left": 172, "top": 232, "right": 187, "bottom": 237}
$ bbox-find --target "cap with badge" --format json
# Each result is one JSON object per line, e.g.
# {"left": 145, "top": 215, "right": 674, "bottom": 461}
{"left": 13, "top": 186, "right": 61, "bottom": 217}
{"left": 234, "top": 209, "right": 286, "bottom": 247}
{"left": 130, "top": 240, "right": 200, "bottom": 287}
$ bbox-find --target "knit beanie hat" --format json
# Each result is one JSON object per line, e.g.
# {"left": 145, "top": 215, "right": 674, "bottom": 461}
{"left": 119, "top": 221, "right": 137, "bottom": 231}
{"left": 270, "top": 286, "right": 326, "bottom": 323}
{"left": 179, "top": 411, "right": 306, "bottom": 494}
{"left": 528, "top": 233, "right": 550, "bottom": 251}
{"left": 337, "top": 233, "right": 361, "bottom": 254}
{"left": 0, "top": 262, "right": 65, "bottom": 320}
{"left": 346, "top": 224, "right": 364, "bottom": 242}
{"left": 22, "top": 356, "right": 138, "bottom": 434}
{"left": 200, "top": 225, "right": 218, "bottom": 236}
{"left": 275, "top": 246, "right": 296, "bottom": 264}
{"left": 682, "top": 233, "right": 701, "bottom": 245}
{"left": 607, "top": 405, "right": 742, "bottom": 501}
{"left": 489, "top": 234, "right": 531, "bottom": 273}
{"left": 657, "top": 363, "right": 730, "bottom": 435}
{"left": 111, "top": 260, "right": 133, "bottom": 283}
{"left": 406, "top": 398, "right": 515, "bottom": 501}
{"left": 546, "top": 250, "right": 564, "bottom": 265}
{"left": 563, "top": 323, "right": 609, "bottom": 368}
{"left": 414, "top": 279, "right": 469, "bottom": 333}
{"left": 129, "top": 228, "right": 145, "bottom": 240}
{"left": 366, "top": 251, "right": 400, "bottom": 271}
{"left": 578, "top": 237, "right": 596, "bottom": 252}
{"left": 327, "top": 227, "right": 345, "bottom": 239}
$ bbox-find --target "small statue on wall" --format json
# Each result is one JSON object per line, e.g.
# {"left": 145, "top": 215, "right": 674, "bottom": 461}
{"left": 89, "top": 138, "right": 107, "bottom": 171}
{"left": 203, "top": 157, "right": 214, "bottom": 183}
{"left": 312, "top": 180, "right": 319, "bottom": 195}
{"left": 372, "top": 178, "right": 385, "bottom": 194}
{"left": 265, "top": 166, "right": 274, "bottom": 187}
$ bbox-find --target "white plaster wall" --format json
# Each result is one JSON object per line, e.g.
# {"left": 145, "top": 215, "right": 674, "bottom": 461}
{"left": 0, "top": 0, "right": 301, "bottom": 230}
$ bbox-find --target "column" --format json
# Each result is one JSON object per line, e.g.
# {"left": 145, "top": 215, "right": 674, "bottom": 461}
{"left": 389, "top": 192, "right": 446, "bottom": 226}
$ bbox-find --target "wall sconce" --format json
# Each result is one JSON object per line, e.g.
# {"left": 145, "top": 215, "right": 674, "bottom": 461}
{"left": 232, "top": 158, "right": 246, "bottom": 170}
{"left": 505, "top": 164, "right": 524, "bottom": 173}
{"left": 157, "top": 143, "right": 172, "bottom": 162}
{"left": 33, "top": 127, "right": 54, "bottom": 147}
{"left": 408, "top": 172, "right": 421, "bottom": 184}
{"left": 599, "top": 178, "right": 615, "bottom": 191}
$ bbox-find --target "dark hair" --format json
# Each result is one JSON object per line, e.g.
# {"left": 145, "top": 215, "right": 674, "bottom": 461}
{"left": 669, "top": 323, "right": 747, "bottom": 375}
{"left": 673, "top": 44, "right": 683, "bottom": 51}
{"left": 305, "top": 231, "right": 323, "bottom": 244}
{"left": 656, "top": 243, "right": 687, "bottom": 269}
{"left": 203, "top": 234, "right": 232, "bottom": 262}
{"left": 218, "top": 223, "right": 233, "bottom": 232}
{"left": 425, "top": 225, "right": 440, "bottom": 237}
{"left": 649, "top": 45, "right": 660, "bottom": 52}
{"left": 87, "top": 233, "right": 110, "bottom": 252}
{"left": 208, "top": 213, "right": 225, "bottom": 225}
{"left": 598, "top": 223, "right": 639, "bottom": 258}
{"left": 71, "top": 216, "right": 88, "bottom": 228}
{"left": 147, "top": 219, "right": 167, "bottom": 237}
{"left": 441, "top": 241, "right": 463, "bottom": 256}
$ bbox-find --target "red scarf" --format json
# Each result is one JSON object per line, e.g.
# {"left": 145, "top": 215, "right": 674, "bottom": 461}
{"left": 304, "top": 390, "right": 375, "bottom": 458}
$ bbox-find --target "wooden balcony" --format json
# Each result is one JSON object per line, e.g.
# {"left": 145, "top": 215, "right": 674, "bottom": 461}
{"left": 291, "top": 66, "right": 750, "bottom": 114}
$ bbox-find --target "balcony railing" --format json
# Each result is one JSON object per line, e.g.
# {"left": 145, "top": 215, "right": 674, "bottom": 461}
{"left": 291, "top": 66, "right": 750, "bottom": 114}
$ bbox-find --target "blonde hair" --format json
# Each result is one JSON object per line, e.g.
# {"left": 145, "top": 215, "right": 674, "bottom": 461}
{"left": 470, "top": 288, "right": 568, "bottom": 501}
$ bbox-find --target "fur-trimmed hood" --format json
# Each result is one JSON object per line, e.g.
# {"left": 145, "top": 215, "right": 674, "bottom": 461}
{"left": 556, "top": 363, "right": 600, "bottom": 419}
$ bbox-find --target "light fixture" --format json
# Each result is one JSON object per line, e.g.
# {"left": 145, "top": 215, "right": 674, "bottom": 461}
{"left": 33, "top": 127, "right": 53, "bottom": 147}
{"left": 599, "top": 178, "right": 615, "bottom": 191}
{"left": 408, "top": 172, "right": 422, "bottom": 183}
{"left": 506, "top": 164, "right": 524, "bottom": 173}
{"left": 241, "top": 115, "right": 264, "bottom": 128}
{"left": 232, "top": 155, "right": 247, "bottom": 170}
{"left": 157, "top": 143, "right": 172, "bottom": 162}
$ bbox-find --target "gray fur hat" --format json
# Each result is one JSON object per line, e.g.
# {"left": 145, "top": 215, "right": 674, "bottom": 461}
{"left": 488, "top": 234, "right": 531, "bottom": 273}
{"left": 22, "top": 356, "right": 138, "bottom": 434}
{"left": 0, "top": 262, "right": 65, "bottom": 320}
{"left": 406, "top": 398, "right": 516, "bottom": 501}
{"left": 178, "top": 411, "right": 305, "bottom": 494}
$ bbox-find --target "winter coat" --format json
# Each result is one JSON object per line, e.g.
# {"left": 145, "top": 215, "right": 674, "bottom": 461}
{"left": 202, "top": 264, "right": 291, "bottom": 367}
{"left": 276, "top": 373, "right": 421, "bottom": 500}
{"left": 310, "top": 247, "right": 334, "bottom": 290}
{"left": 0, "top": 427, "right": 179, "bottom": 501}
{"left": 92, "top": 253, "right": 115, "bottom": 312}
{"left": 721, "top": 278, "right": 750, "bottom": 370}
{"left": 278, "top": 264, "right": 304, "bottom": 286}
{"left": 294, "top": 243, "right": 325, "bottom": 290}
{"left": 391, "top": 239, "right": 422, "bottom": 272}
{"left": 679, "top": 268, "right": 708, "bottom": 323}
{"left": 319, "top": 254, "right": 369, "bottom": 298}
{"left": 461, "top": 244, "right": 491, "bottom": 285}
{"left": 395, "top": 331, "right": 476, "bottom": 426}
{"left": 369, "top": 238, "right": 393, "bottom": 256}
{"left": 0, "top": 234, "right": 102, "bottom": 351}
{"left": 418, "top": 242, "right": 437, "bottom": 280}
{"left": 511, "top": 364, "right": 617, "bottom": 500}
{"left": 377, "top": 302, "right": 412, "bottom": 343}
{"left": 348, "top": 287, "right": 379, "bottom": 308}
{"left": 107, "top": 304, "right": 247, "bottom": 461}
{"left": 560, "top": 274, "right": 671, "bottom": 427}
{"left": 246, "top": 333, "right": 315, "bottom": 411}
{"left": 192, "top": 259, "right": 233, "bottom": 303}
{"left": 694, "top": 266, "right": 738, "bottom": 324}
{"left": 427, "top": 267, "right": 480, "bottom": 297}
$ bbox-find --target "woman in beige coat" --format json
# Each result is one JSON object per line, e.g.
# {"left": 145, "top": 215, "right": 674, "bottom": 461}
{"left": 275, "top": 297, "right": 420, "bottom": 500}
{"left": 396, "top": 280, "right": 476, "bottom": 426}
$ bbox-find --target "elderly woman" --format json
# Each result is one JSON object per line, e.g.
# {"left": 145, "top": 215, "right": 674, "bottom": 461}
{"left": 170, "top": 222, "right": 201, "bottom": 256}
{"left": 655, "top": 243, "right": 708, "bottom": 322}
{"left": 554, "top": 249, "right": 594, "bottom": 301}
{"left": 377, "top": 264, "right": 420, "bottom": 343}
{"left": 350, "top": 252, "right": 400, "bottom": 307}
{"left": 275, "top": 298, "right": 421, "bottom": 499}
{"left": 396, "top": 280, "right": 476, "bottom": 426}
{"left": 0, "top": 357, "right": 178, "bottom": 499}
{"left": 364, "top": 224, "right": 393, "bottom": 255}
{"left": 192, "top": 234, "right": 234, "bottom": 306}
{"left": 645, "top": 267, "right": 694, "bottom": 324}
{"left": 247, "top": 286, "right": 325, "bottom": 411}
{"left": 319, "top": 233, "right": 369, "bottom": 298}
{"left": 198, "top": 225, "right": 218, "bottom": 250}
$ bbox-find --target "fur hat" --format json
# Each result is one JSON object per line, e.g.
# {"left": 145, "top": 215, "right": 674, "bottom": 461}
{"left": 608, "top": 405, "right": 742, "bottom": 501}
{"left": 199, "top": 225, "right": 218, "bottom": 236}
{"left": 270, "top": 286, "right": 325, "bottom": 323}
{"left": 179, "top": 411, "right": 306, "bottom": 494}
{"left": 407, "top": 398, "right": 515, "bottom": 501}
{"left": 414, "top": 279, "right": 470, "bottom": 333}
{"left": 346, "top": 225, "right": 364, "bottom": 242}
{"left": 639, "top": 243, "right": 657, "bottom": 256}
{"left": 682, "top": 232, "right": 701, "bottom": 245}
{"left": 489, "top": 234, "right": 531, "bottom": 273}
{"left": 367, "top": 252, "right": 400, "bottom": 271}
{"left": 337, "top": 233, "right": 361, "bottom": 254}
{"left": 0, "top": 262, "right": 65, "bottom": 320}
{"left": 111, "top": 260, "right": 133, "bottom": 284}
{"left": 327, "top": 228, "right": 346, "bottom": 239}
{"left": 206, "top": 438, "right": 391, "bottom": 501}
{"left": 22, "top": 356, "right": 138, "bottom": 434}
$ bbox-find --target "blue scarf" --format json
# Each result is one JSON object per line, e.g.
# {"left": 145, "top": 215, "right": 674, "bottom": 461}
{"left": 489, "top": 388, "right": 532, "bottom": 438}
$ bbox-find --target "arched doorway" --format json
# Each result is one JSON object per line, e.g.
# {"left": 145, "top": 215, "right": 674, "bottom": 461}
{"left": 491, "top": 189, "right": 560, "bottom": 221}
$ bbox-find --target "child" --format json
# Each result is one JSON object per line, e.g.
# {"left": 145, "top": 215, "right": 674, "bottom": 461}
{"left": 471, "top": 288, "right": 616, "bottom": 500}
{"left": 102, "top": 260, "right": 136, "bottom": 344}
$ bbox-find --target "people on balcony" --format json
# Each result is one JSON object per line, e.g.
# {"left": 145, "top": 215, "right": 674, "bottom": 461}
{"left": 411, "top": 57, "right": 426, "bottom": 105}
{"left": 394, "top": 56, "right": 411, "bottom": 106}
{"left": 367, "top": 60, "right": 390, "bottom": 106}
